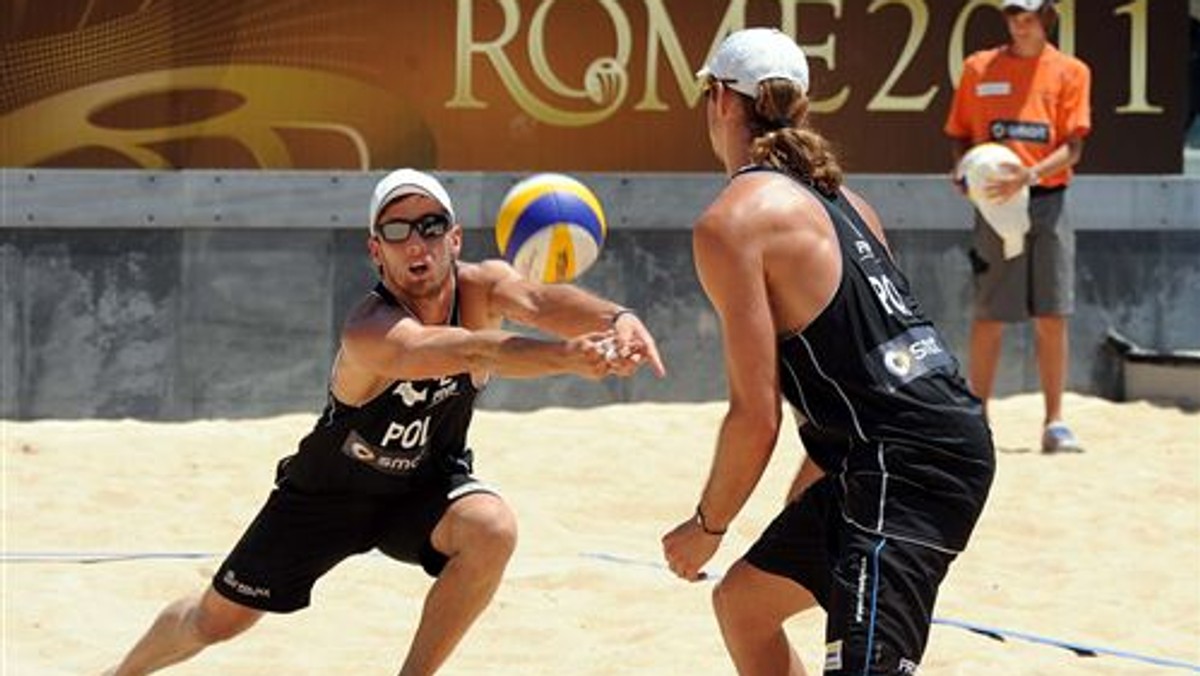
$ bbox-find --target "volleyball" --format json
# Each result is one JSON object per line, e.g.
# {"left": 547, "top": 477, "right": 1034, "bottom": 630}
{"left": 495, "top": 173, "right": 607, "bottom": 284}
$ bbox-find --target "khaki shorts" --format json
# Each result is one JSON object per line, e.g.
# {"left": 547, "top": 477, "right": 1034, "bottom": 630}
{"left": 969, "top": 187, "right": 1074, "bottom": 322}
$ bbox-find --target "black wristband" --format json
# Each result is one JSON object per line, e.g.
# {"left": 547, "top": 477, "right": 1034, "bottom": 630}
{"left": 610, "top": 308, "right": 636, "bottom": 326}
{"left": 695, "top": 505, "right": 727, "bottom": 536}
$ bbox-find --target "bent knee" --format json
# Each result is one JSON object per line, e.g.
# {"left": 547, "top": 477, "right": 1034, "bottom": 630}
{"left": 446, "top": 495, "right": 519, "bottom": 561}
{"left": 191, "top": 592, "right": 262, "bottom": 644}
{"left": 712, "top": 574, "right": 750, "bottom": 622}
{"left": 712, "top": 562, "right": 818, "bottom": 627}
{"left": 475, "top": 509, "right": 518, "bottom": 560}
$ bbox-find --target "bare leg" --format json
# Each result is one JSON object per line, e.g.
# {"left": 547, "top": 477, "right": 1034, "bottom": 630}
{"left": 105, "top": 587, "right": 263, "bottom": 676}
{"left": 1033, "top": 314, "right": 1068, "bottom": 425}
{"left": 968, "top": 319, "right": 1005, "bottom": 418}
{"left": 398, "top": 493, "right": 517, "bottom": 676}
{"left": 713, "top": 559, "right": 818, "bottom": 676}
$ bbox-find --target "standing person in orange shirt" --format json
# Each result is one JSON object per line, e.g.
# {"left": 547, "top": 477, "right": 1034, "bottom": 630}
{"left": 944, "top": 0, "right": 1091, "bottom": 452}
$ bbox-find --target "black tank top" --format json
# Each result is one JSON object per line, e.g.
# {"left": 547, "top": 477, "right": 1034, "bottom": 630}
{"left": 279, "top": 281, "right": 479, "bottom": 495}
{"left": 746, "top": 167, "right": 994, "bottom": 551}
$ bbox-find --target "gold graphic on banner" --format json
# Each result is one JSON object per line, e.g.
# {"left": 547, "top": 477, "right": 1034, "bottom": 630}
{"left": 0, "top": 0, "right": 1183, "bottom": 172}
{"left": 1, "top": 66, "right": 433, "bottom": 169}
{"left": 449, "top": 0, "right": 632, "bottom": 127}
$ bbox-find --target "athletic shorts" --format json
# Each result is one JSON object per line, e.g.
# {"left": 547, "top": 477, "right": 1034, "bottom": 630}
{"left": 745, "top": 477, "right": 957, "bottom": 675}
{"left": 213, "top": 473, "right": 496, "bottom": 613}
{"left": 969, "top": 186, "right": 1074, "bottom": 322}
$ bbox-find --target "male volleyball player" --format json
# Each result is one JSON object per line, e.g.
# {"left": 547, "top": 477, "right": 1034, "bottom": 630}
{"left": 106, "top": 168, "right": 664, "bottom": 676}
{"left": 945, "top": 0, "right": 1092, "bottom": 453}
{"left": 661, "top": 29, "right": 995, "bottom": 675}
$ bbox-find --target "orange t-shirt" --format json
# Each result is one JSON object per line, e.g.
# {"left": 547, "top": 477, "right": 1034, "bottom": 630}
{"left": 944, "top": 45, "right": 1091, "bottom": 188}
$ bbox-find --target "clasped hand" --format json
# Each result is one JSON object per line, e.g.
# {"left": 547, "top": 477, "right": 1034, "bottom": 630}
{"left": 982, "top": 162, "right": 1031, "bottom": 203}
{"left": 566, "top": 314, "right": 666, "bottom": 380}
{"left": 661, "top": 515, "right": 720, "bottom": 582}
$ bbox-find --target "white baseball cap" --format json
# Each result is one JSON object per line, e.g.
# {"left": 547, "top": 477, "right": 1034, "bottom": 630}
{"left": 696, "top": 28, "right": 809, "bottom": 97}
{"left": 1001, "top": 0, "right": 1050, "bottom": 11}
{"left": 368, "top": 168, "right": 456, "bottom": 233}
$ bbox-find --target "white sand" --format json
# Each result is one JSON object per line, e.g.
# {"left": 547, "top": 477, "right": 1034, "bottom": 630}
{"left": 3, "top": 393, "right": 1199, "bottom": 674}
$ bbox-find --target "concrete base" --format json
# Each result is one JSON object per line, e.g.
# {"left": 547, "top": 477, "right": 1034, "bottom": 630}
{"left": 2, "top": 171, "right": 1198, "bottom": 419}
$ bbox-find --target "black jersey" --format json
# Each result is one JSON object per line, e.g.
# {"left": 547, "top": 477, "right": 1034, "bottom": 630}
{"left": 752, "top": 167, "right": 995, "bottom": 552}
{"left": 279, "top": 281, "right": 479, "bottom": 496}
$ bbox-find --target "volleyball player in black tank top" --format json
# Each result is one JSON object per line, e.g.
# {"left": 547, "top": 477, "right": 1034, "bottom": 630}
{"left": 212, "top": 279, "right": 488, "bottom": 616}
{"left": 663, "top": 29, "right": 994, "bottom": 675}
{"left": 745, "top": 169, "right": 995, "bottom": 672}
{"left": 106, "top": 168, "right": 664, "bottom": 676}
{"left": 278, "top": 281, "right": 481, "bottom": 498}
{"left": 755, "top": 166, "right": 995, "bottom": 554}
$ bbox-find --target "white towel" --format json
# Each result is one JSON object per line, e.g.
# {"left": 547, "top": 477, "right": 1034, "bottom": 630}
{"left": 958, "top": 143, "right": 1031, "bottom": 260}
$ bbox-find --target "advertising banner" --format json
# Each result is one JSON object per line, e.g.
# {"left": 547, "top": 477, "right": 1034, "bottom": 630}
{"left": 1, "top": 0, "right": 1187, "bottom": 172}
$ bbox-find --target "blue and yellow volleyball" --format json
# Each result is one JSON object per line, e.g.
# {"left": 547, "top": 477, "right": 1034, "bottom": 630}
{"left": 495, "top": 173, "right": 607, "bottom": 283}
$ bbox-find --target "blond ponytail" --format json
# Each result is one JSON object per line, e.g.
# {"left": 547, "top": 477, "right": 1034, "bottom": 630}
{"left": 741, "top": 79, "right": 843, "bottom": 197}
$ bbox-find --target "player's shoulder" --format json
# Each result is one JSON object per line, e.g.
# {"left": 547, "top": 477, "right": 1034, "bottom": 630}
{"left": 456, "top": 259, "right": 515, "bottom": 285}
{"left": 841, "top": 186, "right": 880, "bottom": 224}
{"left": 341, "top": 287, "right": 408, "bottom": 339}
{"left": 840, "top": 186, "right": 889, "bottom": 247}
{"left": 707, "top": 170, "right": 792, "bottom": 222}
{"left": 454, "top": 259, "right": 524, "bottom": 307}
{"left": 1044, "top": 45, "right": 1091, "bottom": 76}
{"left": 705, "top": 170, "right": 828, "bottom": 235}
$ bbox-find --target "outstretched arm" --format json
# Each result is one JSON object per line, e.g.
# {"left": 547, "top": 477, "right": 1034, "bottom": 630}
{"left": 337, "top": 294, "right": 615, "bottom": 388}
{"left": 486, "top": 259, "right": 665, "bottom": 377}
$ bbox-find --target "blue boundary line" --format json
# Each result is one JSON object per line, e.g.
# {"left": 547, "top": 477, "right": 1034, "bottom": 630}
{"left": 579, "top": 551, "right": 1200, "bottom": 673}
{"left": 7, "top": 549, "right": 1199, "bottom": 673}
{"left": 1, "top": 551, "right": 220, "bottom": 563}
{"left": 931, "top": 617, "right": 1200, "bottom": 673}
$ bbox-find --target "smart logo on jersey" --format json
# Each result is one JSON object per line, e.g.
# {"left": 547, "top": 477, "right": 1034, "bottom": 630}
{"left": 340, "top": 427, "right": 429, "bottom": 475}
{"left": 989, "top": 119, "right": 1050, "bottom": 144}
{"left": 869, "top": 326, "right": 955, "bottom": 388}
{"left": 884, "top": 348, "right": 913, "bottom": 377}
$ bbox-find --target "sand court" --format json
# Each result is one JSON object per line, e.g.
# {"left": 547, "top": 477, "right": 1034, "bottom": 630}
{"left": 3, "top": 393, "right": 1198, "bottom": 674}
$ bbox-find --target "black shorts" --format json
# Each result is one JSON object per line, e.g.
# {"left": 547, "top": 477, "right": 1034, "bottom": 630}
{"left": 745, "top": 477, "right": 956, "bottom": 675}
{"left": 213, "top": 473, "right": 495, "bottom": 613}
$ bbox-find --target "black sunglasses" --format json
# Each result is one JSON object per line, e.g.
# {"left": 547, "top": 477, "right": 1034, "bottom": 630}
{"left": 375, "top": 212, "right": 453, "bottom": 243}
{"left": 701, "top": 76, "right": 738, "bottom": 97}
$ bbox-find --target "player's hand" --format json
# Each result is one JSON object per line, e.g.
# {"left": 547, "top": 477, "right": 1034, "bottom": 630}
{"left": 564, "top": 331, "right": 623, "bottom": 380}
{"left": 662, "top": 514, "right": 721, "bottom": 582}
{"left": 984, "top": 162, "right": 1027, "bottom": 203}
{"left": 611, "top": 312, "right": 667, "bottom": 378}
